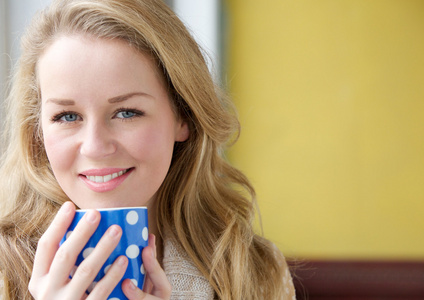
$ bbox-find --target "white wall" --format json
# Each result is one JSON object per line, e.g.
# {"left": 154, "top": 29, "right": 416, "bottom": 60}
{"left": 173, "top": 0, "right": 221, "bottom": 80}
{"left": 0, "top": 0, "right": 52, "bottom": 116}
{"left": 6, "top": 0, "right": 52, "bottom": 61}
{"left": 0, "top": 0, "right": 8, "bottom": 105}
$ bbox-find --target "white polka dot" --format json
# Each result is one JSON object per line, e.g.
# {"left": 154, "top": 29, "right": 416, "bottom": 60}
{"left": 131, "top": 279, "right": 138, "bottom": 287}
{"left": 66, "top": 231, "right": 72, "bottom": 240}
{"left": 126, "top": 210, "right": 139, "bottom": 225}
{"left": 83, "top": 247, "right": 94, "bottom": 258}
{"left": 87, "top": 281, "right": 97, "bottom": 293}
{"left": 142, "top": 227, "right": 148, "bottom": 241}
{"left": 126, "top": 245, "right": 140, "bottom": 259}
{"left": 104, "top": 264, "right": 112, "bottom": 274}
{"left": 108, "top": 298, "right": 120, "bottom": 300}
{"left": 140, "top": 264, "right": 145, "bottom": 274}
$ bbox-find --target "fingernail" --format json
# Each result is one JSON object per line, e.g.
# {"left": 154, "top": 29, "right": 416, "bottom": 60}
{"left": 129, "top": 280, "right": 136, "bottom": 290}
{"left": 108, "top": 225, "right": 121, "bottom": 238}
{"left": 61, "top": 202, "right": 72, "bottom": 213}
{"left": 118, "top": 256, "right": 127, "bottom": 267}
{"left": 149, "top": 234, "right": 156, "bottom": 251}
{"left": 152, "top": 235, "right": 157, "bottom": 259}
{"left": 85, "top": 210, "right": 97, "bottom": 223}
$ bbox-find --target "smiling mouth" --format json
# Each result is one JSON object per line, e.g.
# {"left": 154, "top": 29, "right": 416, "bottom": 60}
{"left": 84, "top": 168, "right": 133, "bottom": 183}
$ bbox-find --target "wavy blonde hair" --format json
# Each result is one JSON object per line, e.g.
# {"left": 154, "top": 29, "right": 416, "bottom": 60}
{"left": 0, "top": 0, "right": 287, "bottom": 299}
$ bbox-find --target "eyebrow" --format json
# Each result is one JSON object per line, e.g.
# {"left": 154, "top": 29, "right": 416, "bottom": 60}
{"left": 45, "top": 92, "right": 150, "bottom": 106}
{"left": 45, "top": 98, "right": 75, "bottom": 106}
{"left": 108, "top": 92, "right": 150, "bottom": 103}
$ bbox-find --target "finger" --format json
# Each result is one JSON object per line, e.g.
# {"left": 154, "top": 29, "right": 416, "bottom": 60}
{"left": 122, "top": 278, "right": 156, "bottom": 300}
{"left": 142, "top": 234, "right": 156, "bottom": 294}
{"left": 141, "top": 242, "right": 171, "bottom": 298}
{"left": 150, "top": 234, "right": 157, "bottom": 259}
{"left": 122, "top": 233, "right": 171, "bottom": 300}
{"left": 69, "top": 225, "right": 123, "bottom": 293}
{"left": 32, "top": 202, "right": 75, "bottom": 278}
{"left": 48, "top": 209, "right": 100, "bottom": 286}
{"left": 143, "top": 274, "right": 153, "bottom": 294}
{"left": 123, "top": 278, "right": 172, "bottom": 300}
{"left": 87, "top": 255, "right": 128, "bottom": 300}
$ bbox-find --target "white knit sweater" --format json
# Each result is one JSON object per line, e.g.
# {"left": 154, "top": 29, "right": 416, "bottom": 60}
{"left": 163, "top": 238, "right": 216, "bottom": 299}
{"left": 162, "top": 238, "right": 296, "bottom": 300}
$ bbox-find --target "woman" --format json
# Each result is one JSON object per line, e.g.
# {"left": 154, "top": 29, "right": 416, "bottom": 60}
{"left": 0, "top": 0, "right": 296, "bottom": 299}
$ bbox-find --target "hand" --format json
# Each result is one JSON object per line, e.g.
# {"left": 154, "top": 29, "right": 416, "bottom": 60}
{"left": 121, "top": 234, "right": 172, "bottom": 300}
{"left": 29, "top": 202, "right": 128, "bottom": 299}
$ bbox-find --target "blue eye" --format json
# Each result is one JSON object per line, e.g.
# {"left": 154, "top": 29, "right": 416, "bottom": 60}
{"left": 116, "top": 111, "right": 137, "bottom": 119}
{"left": 114, "top": 109, "right": 144, "bottom": 120}
{"left": 51, "top": 111, "right": 81, "bottom": 123}
{"left": 61, "top": 114, "right": 78, "bottom": 122}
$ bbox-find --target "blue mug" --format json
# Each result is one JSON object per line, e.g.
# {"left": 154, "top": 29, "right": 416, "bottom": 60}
{"left": 60, "top": 207, "right": 148, "bottom": 300}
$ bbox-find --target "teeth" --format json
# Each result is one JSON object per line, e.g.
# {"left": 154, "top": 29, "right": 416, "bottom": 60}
{"left": 86, "top": 169, "right": 128, "bottom": 183}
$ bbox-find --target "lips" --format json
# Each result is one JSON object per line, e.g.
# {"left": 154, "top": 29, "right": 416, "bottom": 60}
{"left": 79, "top": 168, "right": 134, "bottom": 192}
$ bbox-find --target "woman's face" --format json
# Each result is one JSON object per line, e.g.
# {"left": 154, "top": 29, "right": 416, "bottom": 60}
{"left": 39, "top": 35, "right": 189, "bottom": 210}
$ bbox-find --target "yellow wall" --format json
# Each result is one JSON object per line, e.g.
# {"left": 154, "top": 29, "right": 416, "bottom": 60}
{"left": 226, "top": 0, "right": 424, "bottom": 260}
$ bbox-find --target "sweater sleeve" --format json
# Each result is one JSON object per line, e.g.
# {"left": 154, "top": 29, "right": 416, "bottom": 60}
{"left": 272, "top": 243, "right": 296, "bottom": 300}
{"left": 281, "top": 256, "right": 296, "bottom": 300}
{"left": 163, "top": 237, "right": 216, "bottom": 300}
{"left": 0, "top": 272, "right": 4, "bottom": 300}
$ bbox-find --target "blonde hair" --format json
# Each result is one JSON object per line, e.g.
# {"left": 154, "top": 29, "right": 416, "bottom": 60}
{"left": 0, "top": 0, "right": 287, "bottom": 299}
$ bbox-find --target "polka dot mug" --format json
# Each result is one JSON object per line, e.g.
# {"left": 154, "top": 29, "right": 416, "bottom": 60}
{"left": 60, "top": 207, "right": 148, "bottom": 299}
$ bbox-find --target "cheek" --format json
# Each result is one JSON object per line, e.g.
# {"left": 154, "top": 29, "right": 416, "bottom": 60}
{"left": 43, "top": 131, "right": 75, "bottom": 171}
{"left": 41, "top": 116, "right": 57, "bottom": 162}
{"left": 43, "top": 132, "right": 56, "bottom": 163}
{"left": 126, "top": 124, "right": 176, "bottom": 166}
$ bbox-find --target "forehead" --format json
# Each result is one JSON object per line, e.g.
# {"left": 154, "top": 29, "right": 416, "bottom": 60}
{"left": 38, "top": 34, "right": 156, "bottom": 75}
{"left": 37, "top": 35, "right": 168, "bottom": 98}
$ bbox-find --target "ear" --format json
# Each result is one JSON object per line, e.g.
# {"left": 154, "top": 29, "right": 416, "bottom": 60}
{"left": 175, "top": 121, "right": 189, "bottom": 142}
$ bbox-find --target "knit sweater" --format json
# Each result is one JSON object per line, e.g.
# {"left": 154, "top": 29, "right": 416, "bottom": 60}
{"left": 163, "top": 238, "right": 216, "bottom": 299}
{"left": 162, "top": 237, "right": 296, "bottom": 300}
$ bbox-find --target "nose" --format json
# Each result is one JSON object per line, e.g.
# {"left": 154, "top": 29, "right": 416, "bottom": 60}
{"left": 80, "top": 121, "right": 117, "bottom": 158}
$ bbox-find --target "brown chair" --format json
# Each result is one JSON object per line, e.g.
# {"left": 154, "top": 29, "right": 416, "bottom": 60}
{"left": 291, "top": 260, "right": 424, "bottom": 300}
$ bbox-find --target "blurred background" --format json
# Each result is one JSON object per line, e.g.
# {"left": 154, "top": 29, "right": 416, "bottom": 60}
{"left": 225, "top": 0, "right": 424, "bottom": 263}
{"left": 223, "top": 1, "right": 424, "bottom": 297}
{"left": 1, "top": 0, "right": 424, "bottom": 298}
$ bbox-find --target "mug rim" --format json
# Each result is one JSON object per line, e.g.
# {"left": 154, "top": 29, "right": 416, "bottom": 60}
{"left": 76, "top": 207, "right": 147, "bottom": 212}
